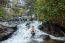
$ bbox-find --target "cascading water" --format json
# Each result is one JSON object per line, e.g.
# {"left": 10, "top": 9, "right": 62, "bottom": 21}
{"left": 17, "top": 0, "right": 25, "bottom": 7}
{"left": 0, "top": 21, "right": 48, "bottom": 43}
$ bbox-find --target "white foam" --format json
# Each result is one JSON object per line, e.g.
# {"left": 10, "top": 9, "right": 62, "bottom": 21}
{"left": 1, "top": 21, "right": 48, "bottom": 43}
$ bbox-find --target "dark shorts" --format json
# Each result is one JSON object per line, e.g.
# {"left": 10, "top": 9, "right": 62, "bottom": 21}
{"left": 31, "top": 32, "right": 35, "bottom": 36}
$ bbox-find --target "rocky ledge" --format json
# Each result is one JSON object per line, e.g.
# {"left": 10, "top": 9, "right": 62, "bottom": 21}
{"left": 0, "top": 25, "right": 17, "bottom": 41}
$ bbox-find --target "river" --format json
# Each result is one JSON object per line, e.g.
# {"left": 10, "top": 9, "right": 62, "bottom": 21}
{"left": 0, "top": 21, "right": 64, "bottom": 43}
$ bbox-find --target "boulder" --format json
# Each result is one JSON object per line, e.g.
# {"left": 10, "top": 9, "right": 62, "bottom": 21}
{"left": 0, "top": 25, "right": 15, "bottom": 41}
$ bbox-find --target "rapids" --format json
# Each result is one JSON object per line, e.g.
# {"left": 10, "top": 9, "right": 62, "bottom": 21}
{"left": 0, "top": 21, "right": 48, "bottom": 43}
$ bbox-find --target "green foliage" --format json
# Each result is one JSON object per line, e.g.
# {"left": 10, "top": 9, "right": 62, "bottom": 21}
{"left": 0, "top": 0, "right": 8, "bottom": 7}
{"left": 34, "top": 0, "right": 46, "bottom": 21}
{"left": 0, "top": 0, "right": 8, "bottom": 17}
{"left": 34, "top": 0, "right": 65, "bottom": 26}
{"left": 0, "top": 8, "right": 4, "bottom": 17}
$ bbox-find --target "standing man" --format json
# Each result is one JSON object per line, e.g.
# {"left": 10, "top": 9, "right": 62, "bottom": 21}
{"left": 31, "top": 26, "right": 36, "bottom": 38}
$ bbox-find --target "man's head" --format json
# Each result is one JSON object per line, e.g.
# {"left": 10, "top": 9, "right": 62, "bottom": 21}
{"left": 32, "top": 26, "right": 34, "bottom": 28}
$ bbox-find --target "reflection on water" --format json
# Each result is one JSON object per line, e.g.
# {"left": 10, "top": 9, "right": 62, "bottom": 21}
{"left": 27, "top": 40, "right": 64, "bottom": 43}
{"left": 42, "top": 40, "right": 64, "bottom": 43}
{"left": 26, "top": 37, "right": 64, "bottom": 43}
{"left": 28, "top": 40, "right": 40, "bottom": 43}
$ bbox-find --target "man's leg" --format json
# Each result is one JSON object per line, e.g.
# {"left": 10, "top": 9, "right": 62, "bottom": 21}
{"left": 31, "top": 32, "right": 35, "bottom": 38}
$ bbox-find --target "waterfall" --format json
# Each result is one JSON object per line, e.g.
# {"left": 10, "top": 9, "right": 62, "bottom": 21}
{"left": 7, "top": 0, "right": 25, "bottom": 8}
{"left": 1, "top": 21, "right": 48, "bottom": 43}
{"left": 17, "top": 0, "right": 25, "bottom": 7}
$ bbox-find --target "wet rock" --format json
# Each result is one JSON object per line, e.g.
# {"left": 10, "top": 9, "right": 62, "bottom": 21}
{"left": 0, "top": 22, "right": 17, "bottom": 27}
{"left": 44, "top": 35, "right": 50, "bottom": 40}
{"left": 40, "top": 21, "right": 65, "bottom": 37}
{"left": 0, "top": 25, "right": 15, "bottom": 41}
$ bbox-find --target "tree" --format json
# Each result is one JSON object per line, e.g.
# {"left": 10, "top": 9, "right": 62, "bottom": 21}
{"left": 0, "top": 0, "right": 8, "bottom": 17}
{"left": 0, "top": 8, "right": 4, "bottom": 17}
{"left": 0, "top": 0, "right": 8, "bottom": 7}
{"left": 34, "top": 0, "right": 46, "bottom": 21}
{"left": 34, "top": 0, "right": 65, "bottom": 27}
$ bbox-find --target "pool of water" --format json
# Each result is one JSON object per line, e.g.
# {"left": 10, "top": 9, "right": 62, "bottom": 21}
{"left": 26, "top": 40, "right": 64, "bottom": 43}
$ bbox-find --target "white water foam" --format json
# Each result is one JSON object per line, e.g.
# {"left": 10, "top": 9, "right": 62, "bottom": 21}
{"left": 1, "top": 21, "right": 48, "bottom": 43}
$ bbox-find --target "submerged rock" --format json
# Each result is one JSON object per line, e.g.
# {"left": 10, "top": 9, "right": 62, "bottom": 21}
{"left": 43, "top": 40, "right": 64, "bottom": 43}
{"left": 44, "top": 35, "right": 50, "bottom": 40}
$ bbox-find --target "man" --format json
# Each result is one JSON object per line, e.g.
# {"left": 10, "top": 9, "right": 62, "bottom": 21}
{"left": 31, "top": 26, "right": 36, "bottom": 38}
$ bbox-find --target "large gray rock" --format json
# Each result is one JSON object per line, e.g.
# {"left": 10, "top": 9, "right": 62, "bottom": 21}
{"left": 0, "top": 22, "right": 16, "bottom": 27}
{"left": 0, "top": 25, "right": 14, "bottom": 40}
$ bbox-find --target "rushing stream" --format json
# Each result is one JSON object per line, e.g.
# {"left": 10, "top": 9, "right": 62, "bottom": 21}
{"left": 2, "top": 0, "right": 65, "bottom": 43}
{"left": 0, "top": 21, "right": 49, "bottom": 43}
